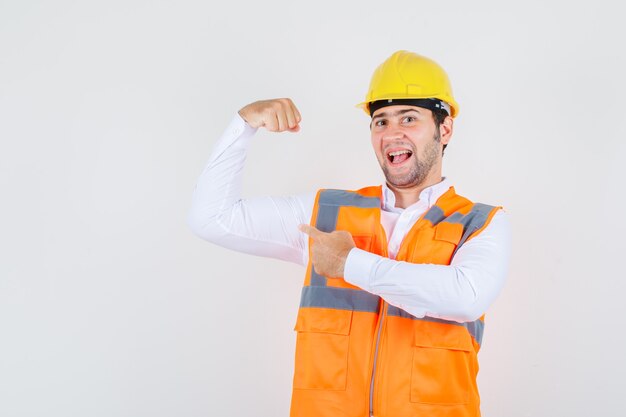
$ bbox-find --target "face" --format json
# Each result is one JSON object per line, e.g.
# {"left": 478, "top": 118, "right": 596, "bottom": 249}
{"left": 370, "top": 105, "right": 451, "bottom": 189}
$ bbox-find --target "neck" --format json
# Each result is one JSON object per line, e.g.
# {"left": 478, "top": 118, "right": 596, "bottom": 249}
{"left": 387, "top": 171, "right": 444, "bottom": 209}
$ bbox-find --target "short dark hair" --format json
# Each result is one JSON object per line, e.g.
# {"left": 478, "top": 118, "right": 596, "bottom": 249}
{"left": 432, "top": 108, "right": 449, "bottom": 156}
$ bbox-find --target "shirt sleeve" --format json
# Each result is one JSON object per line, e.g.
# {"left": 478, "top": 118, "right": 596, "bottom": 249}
{"left": 187, "top": 112, "right": 314, "bottom": 266}
{"left": 343, "top": 210, "right": 511, "bottom": 323}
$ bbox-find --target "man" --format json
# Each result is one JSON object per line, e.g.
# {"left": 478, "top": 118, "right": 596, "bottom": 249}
{"left": 188, "top": 50, "right": 511, "bottom": 417}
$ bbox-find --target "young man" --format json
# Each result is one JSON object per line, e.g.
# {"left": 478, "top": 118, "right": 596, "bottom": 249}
{"left": 188, "top": 50, "right": 511, "bottom": 417}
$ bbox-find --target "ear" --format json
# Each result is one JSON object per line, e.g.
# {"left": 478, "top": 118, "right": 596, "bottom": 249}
{"left": 439, "top": 116, "right": 454, "bottom": 145}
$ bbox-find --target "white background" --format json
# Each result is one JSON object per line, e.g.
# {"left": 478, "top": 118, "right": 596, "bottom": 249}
{"left": 1, "top": 1, "right": 625, "bottom": 416}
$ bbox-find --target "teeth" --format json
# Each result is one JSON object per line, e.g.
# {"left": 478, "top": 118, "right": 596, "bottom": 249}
{"left": 388, "top": 150, "right": 411, "bottom": 157}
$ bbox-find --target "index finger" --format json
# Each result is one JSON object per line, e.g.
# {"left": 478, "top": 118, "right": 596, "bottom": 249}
{"left": 298, "top": 224, "right": 325, "bottom": 239}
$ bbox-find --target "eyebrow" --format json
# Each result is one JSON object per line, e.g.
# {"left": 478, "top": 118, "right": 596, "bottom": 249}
{"left": 371, "top": 108, "right": 421, "bottom": 121}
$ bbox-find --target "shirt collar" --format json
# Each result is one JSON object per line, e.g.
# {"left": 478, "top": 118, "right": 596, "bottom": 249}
{"left": 382, "top": 177, "right": 451, "bottom": 213}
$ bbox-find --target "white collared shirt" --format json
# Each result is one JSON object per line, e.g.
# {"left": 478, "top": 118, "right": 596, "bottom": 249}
{"left": 379, "top": 178, "right": 452, "bottom": 259}
{"left": 188, "top": 113, "right": 511, "bottom": 323}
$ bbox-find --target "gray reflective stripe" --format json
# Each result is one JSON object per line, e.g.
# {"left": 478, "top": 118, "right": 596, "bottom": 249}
{"left": 424, "top": 205, "right": 445, "bottom": 225}
{"left": 300, "top": 286, "right": 380, "bottom": 313}
{"left": 310, "top": 270, "right": 328, "bottom": 286}
{"left": 445, "top": 203, "right": 497, "bottom": 257}
{"left": 441, "top": 202, "right": 495, "bottom": 229}
{"left": 466, "top": 319, "right": 485, "bottom": 346}
{"left": 315, "top": 204, "right": 339, "bottom": 234}
{"left": 310, "top": 190, "right": 381, "bottom": 286}
{"left": 426, "top": 202, "right": 495, "bottom": 229}
{"left": 387, "top": 306, "right": 484, "bottom": 345}
{"left": 318, "top": 189, "right": 381, "bottom": 209}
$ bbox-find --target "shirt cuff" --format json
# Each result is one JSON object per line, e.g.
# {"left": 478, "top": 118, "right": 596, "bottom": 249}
{"left": 234, "top": 111, "right": 259, "bottom": 137}
{"left": 344, "top": 248, "right": 381, "bottom": 291}
{"left": 207, "top": 113, "right": 258, "bottom": 161}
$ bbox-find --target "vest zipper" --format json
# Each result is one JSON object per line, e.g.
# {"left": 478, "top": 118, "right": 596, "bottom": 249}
{"left": 370, "top": 219, "right": 390, "bottom": 417}
{"left": 369, "top": 299, "right": 387, "bottom": 417}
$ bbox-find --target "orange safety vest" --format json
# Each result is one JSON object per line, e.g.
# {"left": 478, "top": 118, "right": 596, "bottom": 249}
{"left": 290, "top": 185, "right": 501, "bottom": 417}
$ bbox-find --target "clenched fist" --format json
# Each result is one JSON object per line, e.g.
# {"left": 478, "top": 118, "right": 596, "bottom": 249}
{"left": 238, "top": 98, "right": 302, "bottom": 132}
{"left": 298, "top": 224, "right": 356, "bottom": 279}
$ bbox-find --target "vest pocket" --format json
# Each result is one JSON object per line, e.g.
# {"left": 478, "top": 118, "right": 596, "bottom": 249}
{"left": 434, "top": 221, "right": 464, "bottom": 244}
{"left": 410, "top": 323, "right": 473, "bottom": 405}
{"left": 293, "top": 308, "right": 353, "bottom": 391}
{"left": 412, "top": 222, "right": 464, "bottom": 265}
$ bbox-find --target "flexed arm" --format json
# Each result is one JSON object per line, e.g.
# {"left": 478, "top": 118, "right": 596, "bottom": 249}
{"left": 187, "top": 99, "right": 314, "bottom": 266}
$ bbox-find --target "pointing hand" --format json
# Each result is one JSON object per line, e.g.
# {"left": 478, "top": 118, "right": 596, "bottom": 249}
{"left": 298, "top": 224, "right": 356, "bottom": 279}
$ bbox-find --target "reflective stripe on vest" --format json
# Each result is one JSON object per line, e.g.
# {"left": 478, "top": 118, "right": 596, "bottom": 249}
{"left": 300, "top": 286, "right": 485, "bottom": 352}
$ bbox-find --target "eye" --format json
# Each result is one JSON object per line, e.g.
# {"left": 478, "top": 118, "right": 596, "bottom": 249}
{"left": 374, "top": 119, "right": 386, "bottom": 127}
{"left": 402, "top": 116, "right": 416, "bottom": 123}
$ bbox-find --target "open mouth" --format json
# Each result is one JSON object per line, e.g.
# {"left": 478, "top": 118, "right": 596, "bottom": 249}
{"left": 387, "top": 149, "right": 413, "bottom": 165}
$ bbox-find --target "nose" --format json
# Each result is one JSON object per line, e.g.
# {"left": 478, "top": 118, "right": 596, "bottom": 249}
{"left": 382, "top": 124, "right": 405, "bottom": 142}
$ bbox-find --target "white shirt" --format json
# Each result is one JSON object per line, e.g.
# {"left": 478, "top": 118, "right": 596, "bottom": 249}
{"left": 188, "top": 113, "right": 511, "bottom": 323}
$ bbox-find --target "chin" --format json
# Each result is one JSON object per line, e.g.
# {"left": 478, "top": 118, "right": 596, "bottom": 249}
{"left": 385, "top": 176, "right": 414, "bottom": 188}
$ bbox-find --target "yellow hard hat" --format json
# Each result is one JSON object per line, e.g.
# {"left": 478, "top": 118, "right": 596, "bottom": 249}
{"left": 357, "top": 50, "right": 459, "bottom": 118}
